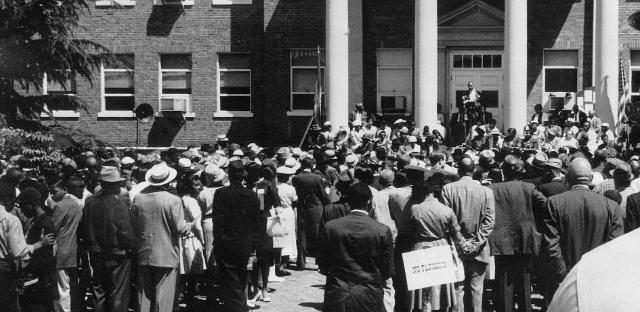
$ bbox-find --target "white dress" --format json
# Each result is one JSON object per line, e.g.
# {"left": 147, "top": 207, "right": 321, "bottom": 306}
{"left": 275, "top": 182, "right": 298, "bottom": 257}
{"left": 179, "top": 196, "right": 206, "bottom": 274}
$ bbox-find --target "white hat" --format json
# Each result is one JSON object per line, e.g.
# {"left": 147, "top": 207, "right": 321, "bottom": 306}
{"left": 408, "top": 136, "right": 417, "bottom": 143}
{"left": 217, "top": 134, "right": 229, "bottom": 142}
{"left": 145, "top": 162, "right": 177, "bottom": 186}
{"left": 323, "top": 121, "right": 332, "bottom": 127}
{"left": 602, "top": 123, "right": 610, "bottom": 128}
{"left": 345, "top": 154, "right": 358, "bottom": 166}
{"left": 277, "top": 166, "right": 296, "bottom": 175}
{"left": 204, "top": 164, "right": 226, "bottom": 183}
{"left": 284, "top": 157, "right": 301, "bottom": 172}
{"left": 400, "top": 127, "right": 409, "bottom": 133}
{"left": 232, "top": 149, "right": 244, "bottom": 157}
{"left": 121, "top": 156, "right": 135, "bottom": 166}
{"left": 178, "top": 158, "right": 193, "bottom": 169}
{"left": 394, "top": 119, "right": 406, "bottom": 125}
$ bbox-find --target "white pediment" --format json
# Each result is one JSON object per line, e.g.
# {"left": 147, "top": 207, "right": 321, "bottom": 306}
{"left": 439, "top": 0, "right": 504, "bottom": 28}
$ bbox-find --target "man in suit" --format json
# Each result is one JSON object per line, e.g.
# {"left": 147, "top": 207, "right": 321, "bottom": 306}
{"left": 488, "top": 156, "right": 547, "bottom": 312}
{"left": 477, "top": 103, "right": 493, "bottom": 125}
{"left": 442, "top": 158, "right": 495, "bottom": 312}
{"left": 542, "top": 158, "right": 623, "bottom": 301}
{"left": 349, "top": 102, "right": 369, "bottom": 125}
{"left": 317, "top": 183, "right": 394, "bottom": 312}
{"left": 625, "top": 191, "right": 640, "bottom": 232}
{"left": 292, "top": 157, "right": 330, "bottom": 269}
{"left": 531, "top": 104, "right": 548, "bottom": 125}
{"left": 537, "top": 158, "right": 569, "bottom": 198}
{"left": 450, "top": 102, "right": 470, "bottom": 146}
{"left": 565, "top": 104, "right": 587, "bottom": 126}
{"left": 211, "top": 160, "right": 260, "bottom": 312}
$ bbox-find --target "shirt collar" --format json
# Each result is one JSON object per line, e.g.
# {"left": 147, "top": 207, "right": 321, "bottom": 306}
{"left": 350, "top": 209, "right": 369, "bottom": 216}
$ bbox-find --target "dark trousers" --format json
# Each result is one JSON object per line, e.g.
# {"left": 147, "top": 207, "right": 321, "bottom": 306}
{"left": 90, "top": 254, "right": 132, "bottom": 312}
{"left": 494, "top": 255, "right": 533, "bottom": 312}
{"left": 0, "top": 260, "right": 18, "bottom": 312}
{"left": 393, "top": 234, "right": 412, "bottom": 312}
{"left": 212, "top": 247, "right": 249, "bottom": 312}
{"left": 296, "top": 206, "right": 322, "bottom": 266}
{"left": 296, "top": 213, "right": 308, "bottom": 267}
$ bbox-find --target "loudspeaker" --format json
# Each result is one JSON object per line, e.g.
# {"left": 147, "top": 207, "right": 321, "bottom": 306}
{"left": 134, "top": 103, "right": 154, "bottom": 124}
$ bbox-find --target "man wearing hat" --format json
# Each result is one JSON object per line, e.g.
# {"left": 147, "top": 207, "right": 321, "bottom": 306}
{"left": 198, "top": 164, "right": 226, "bottom": 264}
{"left": 542, "top": 158, "right": 623, "bottom": 303}
{"left": 83, "top": 166, "right": 135, "bottom": 312}
{"left": 318, "top": 121, "right": 334, "bottom": 147}
{"left": 349, "top": 102, "right": 368, "bottom": 125}
{"left": 487, "top": 156, "right": 547, "bottom": 312}
{"left": 216, "top": 134, "right": 229, "bottom": 153}
{"left": 0, "top": 183, "right": 55, "bottom": 312}
{"left": 132, "top": 162, "right": 194, "bottom": 312}
{"left": 537, "top": 158, "right": 570, "bottom": 197}
{"left": 211, "top": 160, "right": 260, "bottom": 311}
{"left": 601, "top": 123, "right": 615, "bottom": 142}
{"left": 292, "top": 157, "right": 329, "bottom": 270}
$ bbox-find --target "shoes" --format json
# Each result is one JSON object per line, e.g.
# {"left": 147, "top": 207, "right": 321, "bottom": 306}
{"left": 261, "top": 294, "right": 272, "bottom": 302}
{"left": 247, "top": 300, "right": 259, "bottom": 309}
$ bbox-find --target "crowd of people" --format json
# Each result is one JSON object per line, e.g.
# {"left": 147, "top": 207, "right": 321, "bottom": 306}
{"left": 1, "top": 101, "right": 639, "bottom": 312}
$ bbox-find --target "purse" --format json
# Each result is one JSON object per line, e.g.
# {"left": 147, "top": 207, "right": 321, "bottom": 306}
{"left": 266, "top": 215, "right": 288, "bottom": 237}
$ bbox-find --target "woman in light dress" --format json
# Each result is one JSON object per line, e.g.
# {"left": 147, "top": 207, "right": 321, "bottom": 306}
{"left": 275, "top": 165, "right": 299, "bottom": 274}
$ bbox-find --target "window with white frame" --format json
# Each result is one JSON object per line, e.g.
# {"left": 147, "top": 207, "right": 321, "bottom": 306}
{"left": 290, "top": 49, "right": 325, "bottom": 111}
{"left": 218, "top": 53, "right": 251, "bottom": 112}
{"left": 102, "top": 54, "right": 135, "bottom": 112}
{"left": 44, "top": 70, "right": 76, "bottom": 95}
{"left": 543, "top": 50, "right": 578, "bottom": 93}
{"left": 160, "top": 54, "right": 192, "bottom": 112}
{"left": 452, "top": 53, "right": 502, "bottom": 68}
{"left": 377, "top": 49, "right": 412, "bottom": 115}
{"left": 630, "top": 51, "right": 640, "bottom": 105}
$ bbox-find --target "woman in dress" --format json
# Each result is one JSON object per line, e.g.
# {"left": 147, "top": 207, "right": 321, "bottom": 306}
{"left": 409, "top": 173, "right": 466, "bottom": 312}
{"left": 275, "top": 166, "right": 298, "bottom": 275}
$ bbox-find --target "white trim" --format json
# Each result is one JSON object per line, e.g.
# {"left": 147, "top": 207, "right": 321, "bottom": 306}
{"left": 96, "top": 0, "right": 136, "bottom": 7}
{"left": 287, "top": 110, "right": 313, "bottom": 116}
{"left": 217, "top": 53, "right": 252, "bottom": 113}
{"left": 160, "top": 54, "right": 193, "bottom": 113}
{"left": 40, "top": 110, "right": 80, "bottom": 118}
{"left": 212, "top": 0, "right": 251, "bottom": 5}
{"left": 213, "top": 111, "right": 253, "bottom": 118}
{"left": 542, "top": 49, "right": 579, "bottom": 97}
{"left": 97, "top": 111, "right": 135, "bottom": 118}
{"left": 153, "top": 0, "right": 194, "bottom": 6}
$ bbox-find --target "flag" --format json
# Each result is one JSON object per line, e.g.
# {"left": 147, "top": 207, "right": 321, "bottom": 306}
{"left": 313, "top": 46, "right": 324, "bottom": 126}
{"left": 617, "top": 54, "right": 631, "bottom": 135}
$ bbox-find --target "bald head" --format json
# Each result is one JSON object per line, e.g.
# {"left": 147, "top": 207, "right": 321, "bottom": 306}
{"left": 458, "top": 157, "right": 475, "bottom": 176}
{"left": 567, "top": 158, "right": 593, "bottom": 186}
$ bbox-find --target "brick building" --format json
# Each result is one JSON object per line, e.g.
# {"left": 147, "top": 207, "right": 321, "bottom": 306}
{"left": 42, "top": 0, "right": 640, "bottom": 147}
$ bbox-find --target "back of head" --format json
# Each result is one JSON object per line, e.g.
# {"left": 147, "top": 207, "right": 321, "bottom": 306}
{"left": 0, "top": 182, "right": 16, "bottom": 208}
{"left": 346, "top": 183, "right": 372, "bottom": 211}
{"left": 458, "top": 157, "right": 475, "bottom": 176}
{"left": 603, "top": 189, "right": 622, "bottom": 205}
{"left": 379, "top": 169, "right": 394, "bottom": 187}
{"left": 354, "top": 166, "right": 374, "bottom": 185}
{"left": 567, "top": 158, "right": 593, "bottom": 186}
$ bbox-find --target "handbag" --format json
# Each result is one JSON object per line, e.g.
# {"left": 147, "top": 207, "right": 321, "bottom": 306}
{"left": 266, "top": 215, "right": 289, "bottom": 237}
{"left": 449, "top": 239, "right": 465, "bottom": 282}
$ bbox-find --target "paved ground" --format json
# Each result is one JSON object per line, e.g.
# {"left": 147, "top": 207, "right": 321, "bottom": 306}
{"left": 253, "top": 266, "right": 325, "bottom": 312}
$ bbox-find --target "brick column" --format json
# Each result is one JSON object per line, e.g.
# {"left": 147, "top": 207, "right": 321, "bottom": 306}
{"left": 326, "top": 0, "right": 350, "bottom": 129}
{"left": 594, "top": 0, "right": 619, "bottom": 126}
{"left": 503, "top": 0, "right": 528, "bottom": 132}
{"left": 414, "top": 0, "right": 438, "bottom": 129}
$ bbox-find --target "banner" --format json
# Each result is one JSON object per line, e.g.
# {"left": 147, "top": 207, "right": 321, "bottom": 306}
{"left": 402, "top": 245, "right": 458, "bottom": 291}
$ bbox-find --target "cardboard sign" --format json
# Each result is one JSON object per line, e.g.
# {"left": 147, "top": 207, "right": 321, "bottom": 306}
{"left": 402, "top": 246, "right": 458, "bottom": 290}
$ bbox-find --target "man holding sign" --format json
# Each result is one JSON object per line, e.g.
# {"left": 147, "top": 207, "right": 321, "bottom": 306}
{"left": 317, "top": 183, "right": 394, "bottom": 312}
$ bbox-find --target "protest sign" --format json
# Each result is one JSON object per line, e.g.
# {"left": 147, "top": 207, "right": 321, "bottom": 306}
{"left": 402, "top": 245, "right": 458, "bottom": 290}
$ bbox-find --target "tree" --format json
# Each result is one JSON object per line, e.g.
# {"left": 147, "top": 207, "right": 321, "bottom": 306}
{"left": 0, "top": 0, "right": 113, "bottom": 128}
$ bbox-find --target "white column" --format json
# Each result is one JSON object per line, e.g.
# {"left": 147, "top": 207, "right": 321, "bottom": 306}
{"left": 594, "top": 0, "right": 619, "bottom": 126}
{"left": 326, "top": 0, "right": 350, "bottom": 129}
{"left": 414, "top": 0, "right": 438, "bottom": 129}
{"left": 503, "top": 0, "right": 528, "bottom": 132}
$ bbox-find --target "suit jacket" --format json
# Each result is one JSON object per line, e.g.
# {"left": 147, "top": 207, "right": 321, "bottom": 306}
{"left": 211, "top": 182, "right": 260, "bottom": 261}
{"left": 442, "top": 176, "right": 495, "bottom": 263}
{"left": 319, "top": 200, "right": 350, "bottom": 237}
{"left": 537, "top": 180, "right": 569, "bottom": 198}
{"left": 292, "top": 171, "right": 330, "bottom": 210}
{"left": 478, "top": 111, "right": 493, "bottom": 124}
{"left": 318, "top": 211, "right": 394, "bottom": 312}
{"left": 542, "top": 187, "right": 623, "bottom": 280}
{"left": 349, "top": 110, "right": 369, "bottom": 124}
{"left": 488, "top": 181, "right": 547, "bottom": 256}
{"left": 624, "top": 192, "right": 640, "bottom": 233}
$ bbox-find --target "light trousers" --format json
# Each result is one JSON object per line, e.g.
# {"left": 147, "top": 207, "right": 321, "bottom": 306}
{"left": 53, "top": 269, "right": 72, "bottom": 312}
{"left": 137, "top": 266, "right": 178, "bottom": 312}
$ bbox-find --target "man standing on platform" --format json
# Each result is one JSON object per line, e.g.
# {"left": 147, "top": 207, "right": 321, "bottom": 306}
{"left": 442, "top": 158, "right": 495, "bottom": 312}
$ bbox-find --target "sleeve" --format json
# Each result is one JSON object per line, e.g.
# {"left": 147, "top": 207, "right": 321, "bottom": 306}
{"left": 114, "top": 197, "right": 136, "bottom": 251}
{"left": 212, "top": 190, "right": 224, "bottom": 238}
{"left": 543, "top": 199, "right": 567, "bottom": 280}
{"left": 7, "top": 218, "right": 34, "bottom": 260}
{"left": 531, "top": 187, "right": 548, "bottom": 213}
{"left": 448, "top": 211, "right": 466, "bottom": 248}
{"left": 170, "top": 195, "right": 191, "bottom": 236}
{"left": 608, "top": 201, "right": 624, "bottom": 241}
{"left": 441, "top": 186, "right": 452, "bottom": 208}
{"left": 474, "top": 189, "right": 495, "bottom": 246}
{"left": 381, "top": 227, "right": 395, "bottom": 280}
{"left": 547, "top": 264, "right": 580, "bottom": 312}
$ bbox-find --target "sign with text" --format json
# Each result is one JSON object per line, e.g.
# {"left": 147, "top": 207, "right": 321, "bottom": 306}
{"left": 402, "top": 246, "right": 458, "bottom": 290}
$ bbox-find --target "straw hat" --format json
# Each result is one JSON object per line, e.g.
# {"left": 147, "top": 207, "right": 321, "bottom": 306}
{"left": 145, "top": 162, "right": 177, "bottom": 186}
{"left": 100, "top": 166, "right": 125, "bottom": 183}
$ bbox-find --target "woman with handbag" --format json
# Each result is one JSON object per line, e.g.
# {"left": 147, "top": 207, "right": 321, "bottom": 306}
{"left": 408, "top": 173, "right": 468, "bottom": 312}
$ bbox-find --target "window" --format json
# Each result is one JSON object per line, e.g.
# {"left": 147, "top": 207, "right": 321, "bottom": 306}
{"left": 630, "top": 51, "right": 640, "bottom": 105}
{"left": 377, "top": 49, "right": 412, "bottom": 115}
{"left": 452, "top": 53, "right": 501, "bottom": 69}
{"left": 101, "top": 54, "right": 135, "bottom": 116}
{"left": 290, "top": 50, "right": 324, "bottom": 113}
{"left": 218, "top": 53, "right": 251, "bottom": 114}
{"left": 543, "top": 50, "right": 578, "bottom": 93}
{"left": 160, "top": 54, "right": 192, "bottom": 114}
{"left": 44, "top": 71, "right": 76, "bottom": 95}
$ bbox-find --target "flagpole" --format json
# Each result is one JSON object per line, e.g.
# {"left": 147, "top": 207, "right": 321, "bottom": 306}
{"left": 298, "top": 46, "right": 324, "bottom": 148}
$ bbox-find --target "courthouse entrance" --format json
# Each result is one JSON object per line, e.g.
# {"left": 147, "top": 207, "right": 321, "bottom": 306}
{"left": 450, "top": 52, "right": 504, "bottom": 128}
